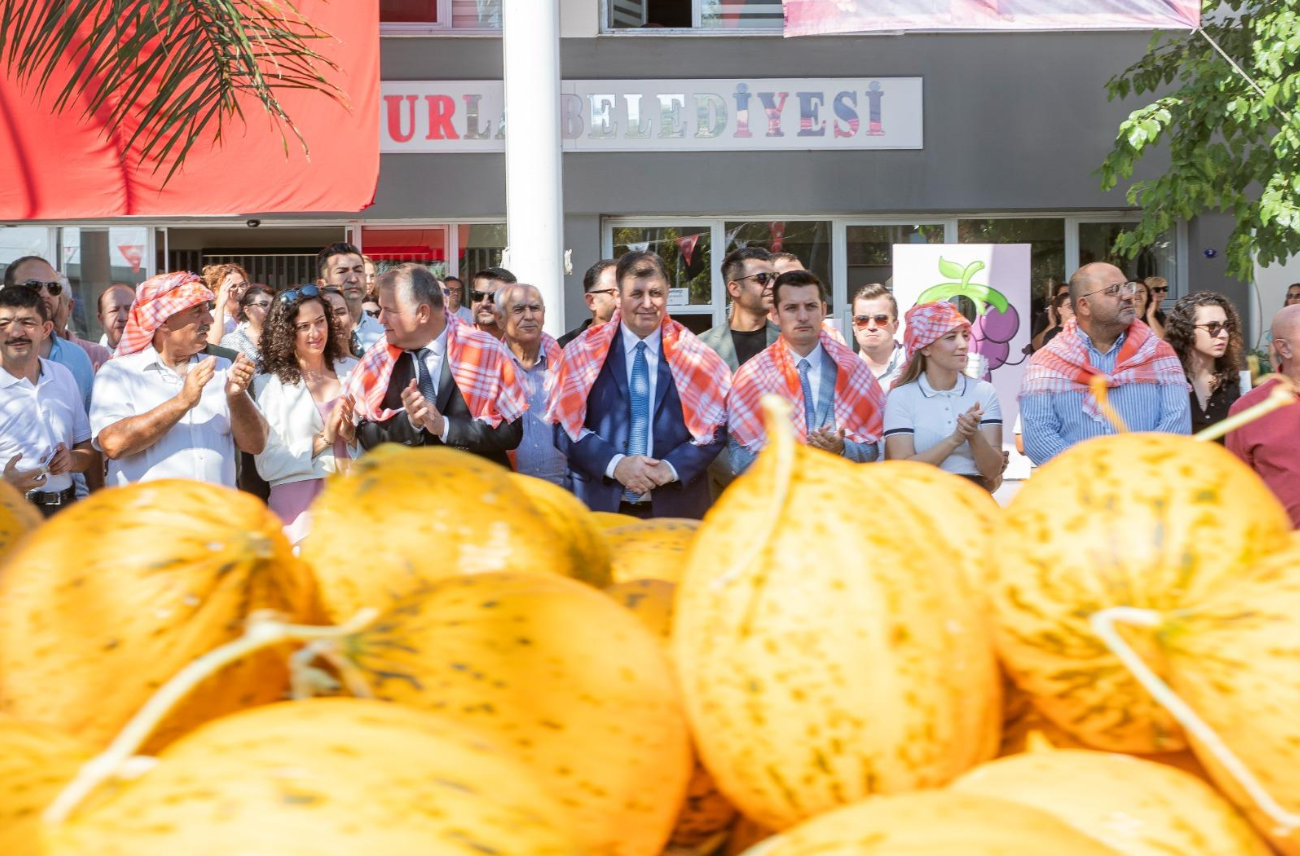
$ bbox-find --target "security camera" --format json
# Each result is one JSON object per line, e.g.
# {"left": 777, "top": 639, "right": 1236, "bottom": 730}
{"left": 246, "top": 219, "right": 261, "bottom": 228}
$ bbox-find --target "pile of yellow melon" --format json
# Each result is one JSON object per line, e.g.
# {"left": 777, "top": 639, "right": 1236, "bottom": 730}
{"left": 1, "top": 397, "right": 1298, "bottom": 856}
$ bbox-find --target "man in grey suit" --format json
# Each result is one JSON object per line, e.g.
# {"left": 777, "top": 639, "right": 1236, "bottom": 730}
{"left": 727, "top": 270, "right": 884, "bottom": 475}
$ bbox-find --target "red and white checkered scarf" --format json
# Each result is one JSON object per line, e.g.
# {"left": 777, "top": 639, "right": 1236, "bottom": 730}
{"left": 1020, "top": 317, "right": 1187, "bottom": 421}
{"left": 545, "top": 312, "right": 731, "bottom": 446}
{"left": 540, "top": 332, "right": 563, "bottom": 395}
{"left": 347, "top": 314, "right": 527, "bottom": 426}
{"left": 114, "top": 272, "right": 215, "bottom": 357}
{"left": 894, "top": 300, "right": 972, "bottom": 389}
{"left": 728, "top": 330, "right": 884, "bottom": 452}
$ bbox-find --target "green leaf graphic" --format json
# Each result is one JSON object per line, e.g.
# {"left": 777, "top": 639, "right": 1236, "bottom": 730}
{"left": 937, "top": 258, "right": 966, "bottom": 280}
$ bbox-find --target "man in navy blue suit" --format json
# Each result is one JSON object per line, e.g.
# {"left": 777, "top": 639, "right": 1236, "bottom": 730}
{"left": 546, "top": 252, "right": 731, "bottom": 519}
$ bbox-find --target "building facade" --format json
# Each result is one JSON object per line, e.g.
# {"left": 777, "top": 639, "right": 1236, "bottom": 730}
{"left": 0, "top": 1, "right": 1253, "bottom": 347}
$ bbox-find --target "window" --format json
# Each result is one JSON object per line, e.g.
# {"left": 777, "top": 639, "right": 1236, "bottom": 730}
{"left": 845, "top": 224, "right": 948, "bottom": 302}
{"left": 1077, "top": 220, "right": 1178, "bottom": 304}
{"left": 0, "top": 227, "right": 53, "bottom": 283}
{"left": 58, "top": 227, "right": 151, "bottom": 341}
{"left": 606, "top": 0, "right": 783, "bottom": 31}
{"left": 359, "top": 226, "right": 450, "bottom": 279}
{"left": 458, "top": 224, "right": 507, "bottom": 275}
{"left": 382, "top": 0, "right": 501, "bottom": 33}
{"left": 724, "top": 220, "right": 831, "bottom": 285}
{"left": 611, "top": 223, "right": 713, "bottom": 333}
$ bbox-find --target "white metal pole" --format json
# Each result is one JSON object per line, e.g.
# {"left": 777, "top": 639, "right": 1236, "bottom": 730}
{"left": 502, "top": 0, "right": 566, "bottom": 335}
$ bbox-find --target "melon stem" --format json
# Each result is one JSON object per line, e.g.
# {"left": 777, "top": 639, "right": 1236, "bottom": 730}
{"left": 711, "top": 395, "right": 795, "bottom": 590}
{"left": 1193, "top": 375, "right": 1296, "bottom": 443}
{"left": 42, "top": 608, "right": 379, "bottom": 826}
{"left": 1088, "top": 375, "right": 1130, "bottom": 433}
{"left": 1090, "top": 606, "right": 1300, "bottom": 836}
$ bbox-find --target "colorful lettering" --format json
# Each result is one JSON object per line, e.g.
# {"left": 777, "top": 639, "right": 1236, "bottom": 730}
{"left": 796, "top": 92, "right": 826, "bottom": 137}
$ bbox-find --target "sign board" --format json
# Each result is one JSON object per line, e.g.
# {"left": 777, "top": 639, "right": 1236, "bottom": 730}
{"left": 381, "top": 78, "right": 923, "bottom": 153}
{"left": 891, "top": 244, "right": 1034, "bottom": 478}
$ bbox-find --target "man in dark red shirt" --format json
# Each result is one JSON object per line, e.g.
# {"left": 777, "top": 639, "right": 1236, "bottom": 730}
{"left": 1227, "top": 304, "right": 1300, "bottom": 527}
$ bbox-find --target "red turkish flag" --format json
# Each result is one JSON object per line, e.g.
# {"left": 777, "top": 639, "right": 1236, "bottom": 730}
{"left": 770, "top": 222, "right": 786, "bottom": 253}
{"left": 677, "top": 234, "right": 701, "bottom": 267}
{"left": 117, "top": 244, "right": 144, "bottom": 273}
{"left": 0, "top": 1, "right": 378, "bottom": 219}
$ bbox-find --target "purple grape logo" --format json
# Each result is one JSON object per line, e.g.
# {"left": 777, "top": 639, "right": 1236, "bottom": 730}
{"left": 916, "top": 257, "right": 1021, "bottom": 377}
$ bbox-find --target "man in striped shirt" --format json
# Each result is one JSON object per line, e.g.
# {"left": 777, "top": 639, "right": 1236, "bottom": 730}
{"left": 1019, "top": 262, "right": 1190, "bottom": 465}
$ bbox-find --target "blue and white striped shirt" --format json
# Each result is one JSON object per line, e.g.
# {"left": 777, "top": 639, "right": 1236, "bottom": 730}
{"left": 1019, "top": 329, "right": 1191, "bottom": 466}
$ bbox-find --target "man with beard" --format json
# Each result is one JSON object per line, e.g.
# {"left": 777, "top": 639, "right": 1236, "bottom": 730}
{"left": 468, "top": 267, "right": 516, "bottom": 340}
{"left": 90, "top": 272, "right": 266, "bottom": 486}
{"left": 316, "top": 242, "right": 384, "bottom": 355}
{"left": 0, "top": 285, "right": 95, "bottom": 516}
{"left": 1020, "top": 262, "right": 1190, "bottom": 465}
{"left": 3, "top": 256, "right": 96, "bottom": 411}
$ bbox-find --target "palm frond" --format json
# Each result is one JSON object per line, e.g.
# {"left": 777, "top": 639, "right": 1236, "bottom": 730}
{"left": 0, "top": 0, "right": 346, "bottom": 183}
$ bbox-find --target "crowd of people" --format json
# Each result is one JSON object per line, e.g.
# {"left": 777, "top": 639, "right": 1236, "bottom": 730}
{"left": 2, "top": 242, "right": 1297, "bottom": 532}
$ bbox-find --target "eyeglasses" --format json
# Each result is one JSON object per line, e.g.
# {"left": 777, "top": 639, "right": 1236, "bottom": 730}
{"left": 470, "top": 290, "right": 496, "bottom": 303}
{"left": 1149, "top": 286, "right": 1169, "bottom": 294}
{"left": 278, "top": 285, "right": 321, "bottom": 305}
{"left": 1080, "top": 281, "right": 1139, "bottom": 299}
{"left": 18, "top": 279, "right": 62, "bottom": 296}
{"left": 246, "top": 301, "right": 272, "bottom": 311}
{"left": 364, "top": 308, "right": 380, "bottom": 318}
{"left": 586, "top": 288, "right": 617, "bottom": 298}
{"left": 736, "top": 271, "right": 779, "bottom": 287}
{"left": 1194, "top": 321, "right": 1235, "bottom": 338}
{"left": 852, "top": 313, "right": 893, "bottom": 329}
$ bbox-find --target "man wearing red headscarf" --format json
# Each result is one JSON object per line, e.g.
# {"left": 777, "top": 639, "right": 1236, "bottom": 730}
{"left": 89, "top": 272, "right": 267, "bottom": 487}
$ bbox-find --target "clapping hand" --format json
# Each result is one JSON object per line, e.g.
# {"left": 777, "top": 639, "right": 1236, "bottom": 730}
{"left": 401, "top": 380, "right": 444, "bottom": 436}
{"left": 807, "top": 425, "right": 846, "bottom": 456}
{"left": 225, "top": 353, "right": 256, "bottom": 398}
{"left": 181, "top": 356, "right": 217, "bottom": 408}
{"left": 954, "top": 402, "right": 984, "bottom": 440}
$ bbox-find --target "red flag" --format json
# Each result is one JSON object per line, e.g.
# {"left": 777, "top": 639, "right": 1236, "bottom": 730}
{"left": 117, "top": 244, "right": 144, "bottom": 273}
{"left": 770, "top": 222, "right": 786, "bottom": 253}
{"left": 677, "top": 234, "right": 701, "bottom": 267}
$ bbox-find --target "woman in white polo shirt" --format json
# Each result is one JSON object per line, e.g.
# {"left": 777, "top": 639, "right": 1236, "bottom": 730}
{"left": 883, "top": 301, "right": 1003, "bottom": 490}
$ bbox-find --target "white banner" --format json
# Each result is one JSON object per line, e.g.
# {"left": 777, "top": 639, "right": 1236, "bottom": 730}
{"left": 381, "top": 78, "right": 923, "bottom": 153}
{"left": 892, "top": 244, "right": 1034, "bottom": 479}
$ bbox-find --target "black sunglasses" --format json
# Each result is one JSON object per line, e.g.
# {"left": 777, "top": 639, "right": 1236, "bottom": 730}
{"left": 19, "top": 279, "right": 62, "bottom": 296}
{"left": 278, "top": 284, "right": 321, "bottom": 305}
{"left": 470, "top": 289, "right": 496, "bottom": 303}
{"left": 1194, "top": 321, "right": 1235, "bottom": 337}
{"left": 737, "top": 271, "right": 779, "bottom": 287}
{"left": 852, "top": 313, "right": 893, "bottom": 329}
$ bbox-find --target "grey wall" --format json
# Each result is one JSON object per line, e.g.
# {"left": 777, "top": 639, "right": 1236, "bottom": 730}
{"left": 377, "top": 32, "right": 1237, "bottom": 326}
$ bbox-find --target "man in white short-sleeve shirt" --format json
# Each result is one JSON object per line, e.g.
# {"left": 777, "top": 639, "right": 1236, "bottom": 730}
{"left": 90, "top": 272, "right": 266, "bottom": 488}
{"left": 0, "top": 285, "right": 96, "bottom": 516}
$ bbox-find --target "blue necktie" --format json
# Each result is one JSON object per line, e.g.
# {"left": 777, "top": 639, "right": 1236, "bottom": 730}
{"left": 625, "top": 341, "right": 650, "bottom": 502}
{"left": 413, "top": 348, "right": 436, "bottom": 404}
{"left": 797, "top": 358, "right": 815, "bottom": 436}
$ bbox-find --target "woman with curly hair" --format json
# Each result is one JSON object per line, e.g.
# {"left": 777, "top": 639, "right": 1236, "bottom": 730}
{"left": 202, "top": 262, "right": 250, "bottom": 345}
{"left": 253, "top": 286, "right": 358, "bottom": 537}
{"left": 1165, "top": 291, "right": 1244, "bottom": 441}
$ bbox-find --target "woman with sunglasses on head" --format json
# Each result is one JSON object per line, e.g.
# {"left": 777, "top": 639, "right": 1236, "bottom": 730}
{"left": 1139, "top": 276, "right": 1169, "bottom": 338}
{"left": 219, "top": 286, "right": 273, "bottom": 364}
{"left": 851, "top": 283, "right": 906, "bottom": 389}
{"left": 1165, "top": 292, "right": 1244, "bottom": 442}
{"left": 253, "top": 285, "right": 358, "bottom": 540}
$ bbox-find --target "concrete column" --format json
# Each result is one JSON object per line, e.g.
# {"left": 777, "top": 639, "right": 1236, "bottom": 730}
{"left": 503, "top": 0, "right": 566, "bottom": 334}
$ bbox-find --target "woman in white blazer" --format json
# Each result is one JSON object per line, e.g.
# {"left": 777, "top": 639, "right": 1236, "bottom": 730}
{"left": 254, "top": 286, "right": 358, "bottom": 534}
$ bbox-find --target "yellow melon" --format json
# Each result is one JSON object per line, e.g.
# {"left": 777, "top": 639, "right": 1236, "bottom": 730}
{"left": 673, "top": 399, "right": 1001, "bottom": 831}
{"left": 0, "top": 478, "right": 41, "bottom": 560}
{"left": 0, "top": 480, "right": 317, "bottom": 750}
{"left": 606, "top": 518, "right": 700, "bottom": 584}
{"left": 301, "top": 445, "right": 607, "bottom": 620}
{"left": 342, "top": 572, "right": 692, "bottom": 856}
{"left": 44, "top": 698, "right": 582, "bottom": 856}
{"left": 990, "top": 433, "right": 1292, "bottom": 753}
{"left": 723, "top": 816, "right": 774, "bottom": 856}
{"left": 605, "top": 577, "right": 676, "bottom": 639}
{"left": 953, "top": 746, "right": 1270, "bottom": 856}
{"left": 593, "top": 511, "right": 639, "bottom": 530}
{"left": 0, "top": 716, "right": 93, "bottom": 856}
{"left": 510, "top": 472, "right": 612, "bottom": 585}
{"left": 754, "top": 791, "right": 1122, "bottom": 856}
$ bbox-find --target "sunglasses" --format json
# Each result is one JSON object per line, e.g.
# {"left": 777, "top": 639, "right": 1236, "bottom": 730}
{"left": 852, "top": 313, "right": 893, "bottom": 329}
{"left": 737, "top": 271, "right": 779, "bottom": 287}
{"left": 1195, "top": 321, "right": 1234, "bottom": 337}
{"left": 18, "top": 279, "right": 62, "bottom": 296}
{"left": 278, "top": 284, "right": 321, "bottom": 305}
{"left": 470, "top": 290, "right": 496, "bottom": 303}
{"left": 1149, "top": 286, "right": 1169, "bottom": 294}
{"left": 364, "top": 308, "right": 380, "bottom": 318}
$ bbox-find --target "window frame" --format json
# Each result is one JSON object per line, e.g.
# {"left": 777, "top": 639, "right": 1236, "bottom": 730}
{"left": 350, "top": 218, "right": 508, "bottom": 279}
{"left": 380, "top": 0, "right": 503, "bottom": 37}
{"left": 601, "top": 0, "right": 786, "bottom": 35}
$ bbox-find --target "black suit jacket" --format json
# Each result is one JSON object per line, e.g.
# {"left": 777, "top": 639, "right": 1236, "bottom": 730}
{"left": 356, "top": 351, "right": 523, "bottom": 469}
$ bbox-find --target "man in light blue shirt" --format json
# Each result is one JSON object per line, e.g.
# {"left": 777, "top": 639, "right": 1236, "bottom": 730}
{"left": 1020, "top": 262, "right": 1190, "bottom": 466}
{"left": 499, "top": 283, "right": 569, "bottom": 488}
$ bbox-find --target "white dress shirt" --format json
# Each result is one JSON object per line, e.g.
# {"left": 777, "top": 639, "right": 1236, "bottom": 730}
{"left": 405, "top": 324, "right": 451, "bottom": 443}
{"left": 602, "top": 324, "right": 676, "bottom": 497}
{"left": 0, "top": 358, "right": 91, "bottom": 493}
{"left": 89, "top": 347, "right": 248, "bottom": 487}
{"left": 791, "top": 342, "right": 826, "bottom": 414}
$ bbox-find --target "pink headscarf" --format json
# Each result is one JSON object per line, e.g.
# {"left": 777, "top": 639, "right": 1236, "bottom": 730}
{"left": 114, "top": 272, "right": 215, "bottom": 357}
{"left": 896, "top": 301, "right": 971, "bottom": 386}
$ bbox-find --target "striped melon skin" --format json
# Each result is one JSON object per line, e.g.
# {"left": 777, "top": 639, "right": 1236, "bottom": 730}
{"left": 0, "top": 479, "right": 41, "bottom": 561}
{"left": 301, "top": 445, "right": 607, "bottom": 621}
{"left": 344, "top": 572, "right": 692, "bottom": 856}
{"left": 45, "top": 699, "right": 582, "bottom": 856}
{"left": 755, "top": 791, "right": 1122, "bottom": 856}
{"left": 510, "top": 472, "right": 612, "bottom": 586}
{"left": 605, "top": 578, "right": 739, "bottom": 850}
{"left": 605, "top": 519, "right": 701, "bottom": 584}
{"left": 1161, "top": 539, "right": 1300, "bottom": 855}
{"left": 673, "top": 433, "right": 1001, "bottom": 831}
{"left": 990, "top": 433, "right": 1292, "bottom": 754}
{"left": 0, "top": 716, "right": 93, "bottom": 856}
{"left": 953, "top": 748, "right": 1271, "bottom": 856}
{"left": 0, "top": 480, "right": 318, "bottom": 750}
